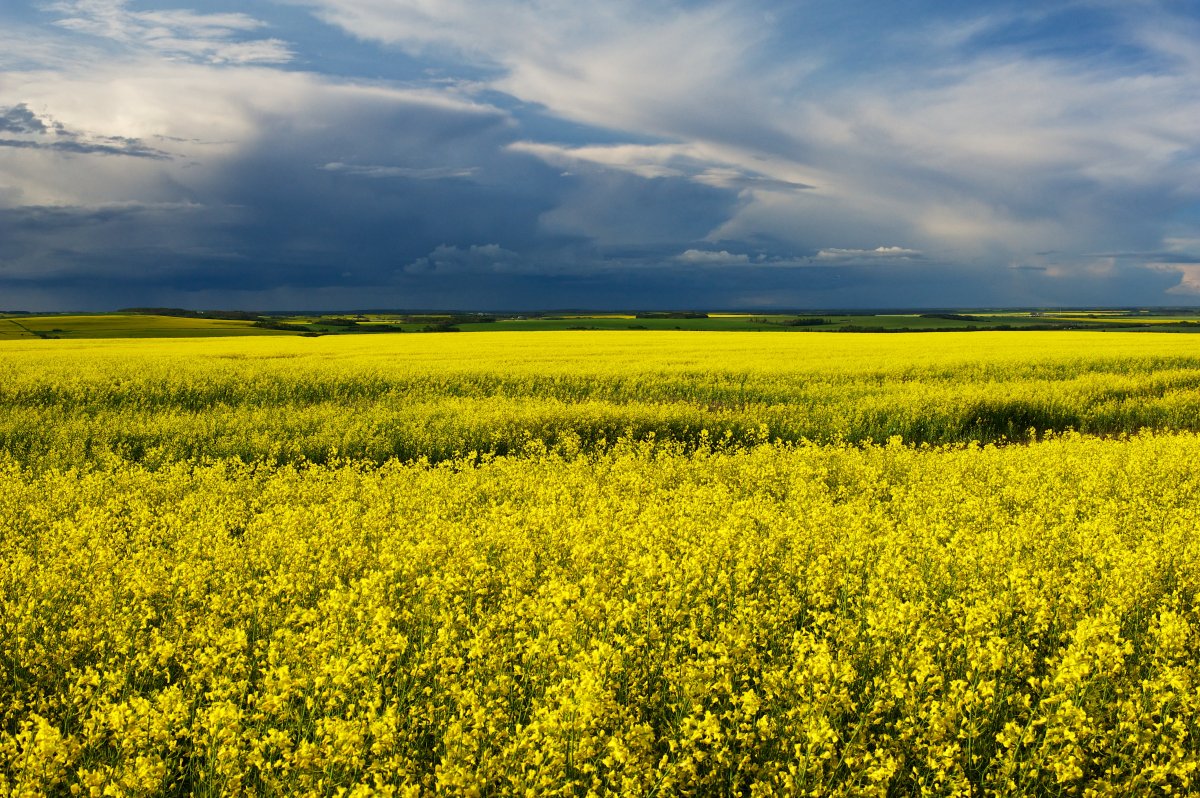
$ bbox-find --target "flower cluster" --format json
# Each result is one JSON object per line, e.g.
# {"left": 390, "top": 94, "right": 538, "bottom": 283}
{"left": 5, "top": 331, "right": 1200, "bottom": 794}
{"left": 3, "top": 429, "right": 1199, "bottom": 795}
{"left": 4, "top": 331, "right": 1200, "bottom": 468}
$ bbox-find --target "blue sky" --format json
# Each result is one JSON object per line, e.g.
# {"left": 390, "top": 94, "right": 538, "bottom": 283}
{"left": 1, "top": 0, "right": 1198, "bottom": 310}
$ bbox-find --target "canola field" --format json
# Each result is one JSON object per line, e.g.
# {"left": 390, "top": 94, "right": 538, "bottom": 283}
{"left": 3, "top": 332, "right": 1200, "bottom": 796}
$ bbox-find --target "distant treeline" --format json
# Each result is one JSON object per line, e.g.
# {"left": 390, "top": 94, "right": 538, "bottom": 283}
{"left": 403, "top": 315, "right": 495, "bottom": 325}
{"left": 920, "top": 313, "right": 981, "bottom": 322}
{"left": 120, "top": 307, "right": 262, "bottom": 321}
{"left": 252, "top": 321, "right": 316, "bottom": 332}
{"left": 749, "top": 317, "right": 831, "bottom": 326}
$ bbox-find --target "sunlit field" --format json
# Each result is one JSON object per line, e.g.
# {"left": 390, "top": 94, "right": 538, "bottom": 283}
{"left": 3, "top": 332, "right": 1200, "bottom": 795}
{"left": 6, "top": 331, "right": 1200, "bottom": 468}
{"left": 0, "top": 314, "right": 287, "bottom": 340}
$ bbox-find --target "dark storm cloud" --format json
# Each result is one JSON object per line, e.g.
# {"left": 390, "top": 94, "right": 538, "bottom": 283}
{"left": 539, "top": 168, "right": 740, "bottom": 247}
{"left": 384, "top": 258, "right": 1078, "bottom": 312}
{"left": 319, "top": 162, "right": 480, "bottom": 180}
{"left": 0, "top": 103, "right": 171, "bottom": 159}
{"left": 0, "top": 202, "right": 229, "bottom": 287}
{"left": 0, "top": 103, "right": 47, "bottom": 134}
{"left": 0, "top": 136, "right": 170, "bottom": 159}
{"left": 710, "top": 174, "right": 814, "bottom": 192}
{"left": 197, "top": 106, "right": 563, "bottom": 289}
{"left": 386, "top": 263, "right": 849, "bottom": 311}
{"left": 1094, "top": 251, "right": 1200, "bottom": 265}
{"left": 62, "top": 86, "right": 745, "bottom": 303}
{"left": 0, "top": 80, "right": 745, "bottom": 307}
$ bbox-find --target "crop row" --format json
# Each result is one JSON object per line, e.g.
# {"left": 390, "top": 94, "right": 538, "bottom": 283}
{"left": 6, "top": 332, "right": 1200, "bottom": 467}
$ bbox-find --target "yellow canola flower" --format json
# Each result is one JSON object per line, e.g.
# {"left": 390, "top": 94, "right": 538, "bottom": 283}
{"left": 1, "top": 332, "right": 1200, "bottom": 794}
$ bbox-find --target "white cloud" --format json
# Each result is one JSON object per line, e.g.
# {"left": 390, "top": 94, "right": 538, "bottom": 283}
{"left": 404, "top": 243, "right": 521, "bottom": 274}
{"left": 510, "top": 141, "right": 694, "bottom": 180}
{"left": 1144, "top": 263, "right": 1200, "bottom": 295}
{"left": 48, "top": 0, "right": 294, "bottom": 64}
{"left": 0, "top": 58, "right": 509, "bottom": 208}
{"left": 1163, "top": 237, "right": 1200, "bottom": 254}
{"left": 296, "top": 1, "right": 800, "bottom": 174}
{"left": 0, "top": 21, "right": 108, "bottom": 70}
{"left": 1164, "top": 269, "right": 1200, "bottom": 296}
{"left": 509, "top": 141, "right": 813, "bottom": 193}
{"left": 674, "top": 249, "right": 750, "bottom": 265}
{"left": 814, "top": 246, "right": 922, "bottom": 262}
{"left": 1143, "top": 235, "right": 1200, "bottom": 294}
{"left": 320, "top": 162, "right": 479, "bottom": 180}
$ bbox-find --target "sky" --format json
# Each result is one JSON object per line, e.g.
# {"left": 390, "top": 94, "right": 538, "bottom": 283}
{"left": 1, "top": 0, "right": 1199, "bottom": 311}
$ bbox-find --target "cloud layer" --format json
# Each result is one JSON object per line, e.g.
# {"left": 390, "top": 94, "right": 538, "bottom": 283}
{"left": 0, "top": 0, "right": 1198, "bottom": 309}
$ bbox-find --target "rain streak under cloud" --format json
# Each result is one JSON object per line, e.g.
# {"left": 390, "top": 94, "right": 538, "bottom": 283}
{"left": 1, "top": 0, "right": 1199, "bottom": 310}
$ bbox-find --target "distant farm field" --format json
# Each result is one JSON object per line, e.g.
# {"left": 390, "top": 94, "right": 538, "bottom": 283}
{"left": 3, "top": 332, "right": 1200, "bottom": 795}
{"left": 4, "top": 331, "right": 1200, "bottom": 466}
{"left": 0, "top": 314, "right": 289, "bottom": 339}
{"left": 9, "top": 307, "right": 1200, "bottom": 339}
